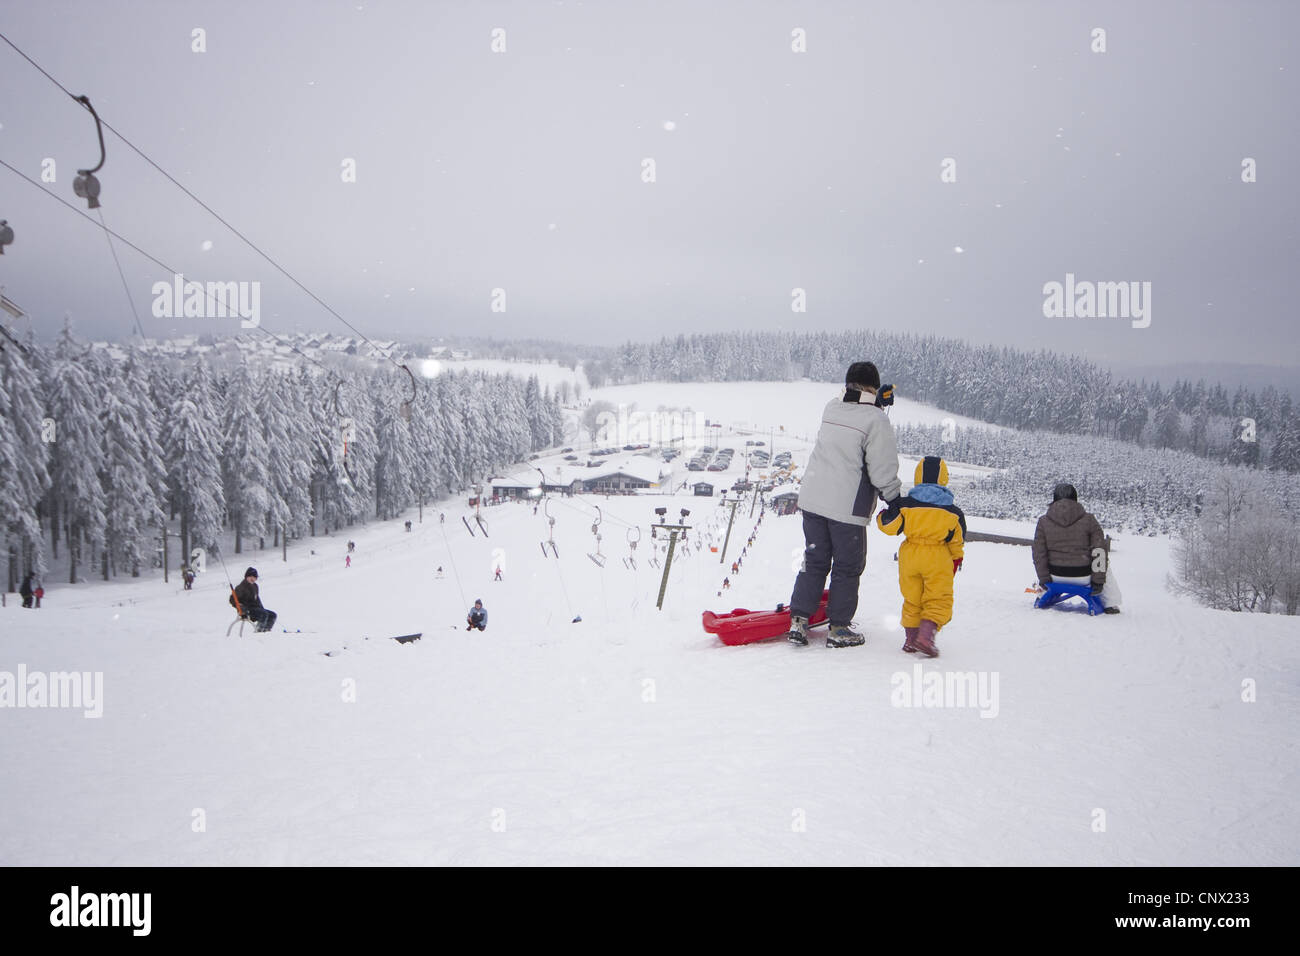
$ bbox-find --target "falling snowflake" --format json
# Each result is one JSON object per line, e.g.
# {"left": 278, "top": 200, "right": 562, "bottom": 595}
{"left": 954, "top": 246, "right": 964, "bottom": 253}
{"left": 201, "top": 240, "right": 213, "bottom": 252}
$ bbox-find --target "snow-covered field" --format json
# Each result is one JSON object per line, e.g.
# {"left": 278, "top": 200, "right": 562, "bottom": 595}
{"left": 3, "top": 478, "right": 1296, "bottom": 865}
{"left": 431, "top": 359, "right": 588, "bottom": 396}
{"left": 586, "top": 381, "right": 1003, "bottom": 443}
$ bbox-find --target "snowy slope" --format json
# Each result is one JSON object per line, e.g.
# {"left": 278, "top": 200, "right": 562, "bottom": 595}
{"left": 2, "top": 481, "right": 1296, "bottom": 865}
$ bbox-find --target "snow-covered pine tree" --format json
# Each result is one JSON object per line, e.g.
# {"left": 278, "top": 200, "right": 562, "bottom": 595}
{"left": 99, "top": 360, "right": 166, "bottom": 577}
{"left": 220, "top": 361, "right": 271, "bottom": 553}
{"left": 372, "top": 372, "right": 415, "bottom": 520}
{"left": 45, "top": 324, "right": 108, "bottom": 583}
{"left": 161, "top": 366, "right": 225, "bottom": 563}
{"left": 260, "top": 372, "right": 314, "bottom": 545}
{"left": 0, "top": 337, "right": 51, "bottom": 588}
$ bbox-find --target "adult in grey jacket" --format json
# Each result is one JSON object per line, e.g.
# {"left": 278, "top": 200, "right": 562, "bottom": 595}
{"left": 788, "top": 362, "right": 902, "bottom": 647}
{"left": 1032, "top": 483, "right": 1122, "bottom": 611}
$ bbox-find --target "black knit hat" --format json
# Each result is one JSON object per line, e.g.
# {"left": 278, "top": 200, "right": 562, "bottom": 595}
{"left": 245, "top": 567, "right": 258, "bottom": 578}
{"left": 1052, "top": 483, "right": 1078, "bottom": 502}
{"left": 845, "top": 361, "right": 881, "bottom": 390}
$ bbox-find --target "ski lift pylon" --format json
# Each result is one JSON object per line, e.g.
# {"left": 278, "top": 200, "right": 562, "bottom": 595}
{"left": 623, "top": 526, "right": 640, "bottom": 569}
{"left": 587, "top": 505, "right": 605, "bottom": 567}
{"left": 540, "top": 497, "right": 559, "bottom": 558}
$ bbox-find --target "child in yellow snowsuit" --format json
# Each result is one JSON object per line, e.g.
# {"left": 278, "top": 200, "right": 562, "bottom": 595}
{"left": 876, "top": 456, "right": 965, "bottom": 658}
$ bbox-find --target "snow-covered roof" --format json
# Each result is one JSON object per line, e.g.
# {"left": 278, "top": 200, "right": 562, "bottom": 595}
{"left": 583, "top": 458, "right": 669, "bottom": 484}
{"left": 490, "top": 474, "right": 542, "bottom": 490}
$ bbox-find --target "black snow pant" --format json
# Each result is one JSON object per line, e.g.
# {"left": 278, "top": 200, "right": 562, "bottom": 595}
{"left": 789, "top": 510, "right": 867, "bottom": 627}
{"left": 248, "top": 607, "right": 277, "bottom": 632}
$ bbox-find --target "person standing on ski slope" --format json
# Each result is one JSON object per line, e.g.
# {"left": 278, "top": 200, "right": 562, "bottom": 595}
{"left": 876, "top": 456, "right": 965, "bottom": 658}
{"left": 787, "top": 361, "right": 902, "bottom": 648}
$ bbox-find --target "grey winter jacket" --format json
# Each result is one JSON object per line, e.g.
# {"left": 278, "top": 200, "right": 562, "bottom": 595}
{"left": 796, "top": 392, "right": 902, "bottom": 526}
{"left": 1032, "top": 499, "right": 1107, "bottom": 586}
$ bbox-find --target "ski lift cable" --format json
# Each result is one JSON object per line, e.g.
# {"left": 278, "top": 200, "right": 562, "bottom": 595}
{"left": 550, "top": 495, "right": 636, "bottom": 531}
{"left": 95, "top": 207, "right": 146, "bottom": 342}
{"left": 0, "top": 158, "right": 332, "bottom": 376}
{"left": 0, "top": 30, "right": 414, "bottom": 384}
{"left": 438, "top": 522, "right": 468, "bottom": 608}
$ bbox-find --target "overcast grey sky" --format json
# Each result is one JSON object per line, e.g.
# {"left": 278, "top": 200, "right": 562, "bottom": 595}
{"left": 1, "top": 0, "right": 1296, "bottom": 368}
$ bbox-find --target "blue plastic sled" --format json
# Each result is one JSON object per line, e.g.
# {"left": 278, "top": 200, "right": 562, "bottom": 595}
{"left": 1034, "top": 581, "right": 1106, "bottom": 616}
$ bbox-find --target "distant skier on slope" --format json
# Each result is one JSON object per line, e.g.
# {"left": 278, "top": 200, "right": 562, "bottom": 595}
{"left": 466, "top": 599, "right": 487, "bottom": 631}
{"left": 231, "top": 567, "right": 278, "bottom": 632}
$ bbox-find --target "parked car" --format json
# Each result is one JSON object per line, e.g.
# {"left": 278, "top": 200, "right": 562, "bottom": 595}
{"left": 564, "top": 455, "right": 578, "bottom": 461}
{"left": 707, "top": 463, "right": 726, "bottom": 472}
{"left": 688, "top": 461, "right": 705, "bottom": 472}
{"left": 561, "top": 447, "right": 573, "bottom": 453}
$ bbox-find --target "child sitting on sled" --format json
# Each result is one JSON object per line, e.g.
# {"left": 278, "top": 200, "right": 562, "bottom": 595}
{"left": 876, "top": 456, "right": 965, "bottom": 658}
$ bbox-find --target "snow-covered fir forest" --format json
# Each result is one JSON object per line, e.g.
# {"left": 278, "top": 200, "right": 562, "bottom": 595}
{"left": 0, "top": 326, "right": 565, "bottom": 588}
{"left": 560, "top": 331, "right": 1300, "bottom": 472}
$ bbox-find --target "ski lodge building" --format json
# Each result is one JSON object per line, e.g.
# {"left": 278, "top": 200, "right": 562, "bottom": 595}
{"left": 579, "top": 458, "right": 668, "bottom": 494}
{"left": 489, "top": 457, "right": 669, "bottom": 500}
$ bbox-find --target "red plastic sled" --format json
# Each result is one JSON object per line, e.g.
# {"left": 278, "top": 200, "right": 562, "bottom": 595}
{"left": 703, "top": 590, "right": 830, "bottom": 646}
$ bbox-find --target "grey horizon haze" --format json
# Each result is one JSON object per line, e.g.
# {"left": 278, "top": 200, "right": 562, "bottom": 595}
{"left": 0, "top": 0, "right": 1296, "bottom": 370}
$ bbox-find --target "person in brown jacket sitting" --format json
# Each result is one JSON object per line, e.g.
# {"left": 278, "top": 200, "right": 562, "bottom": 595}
{"left": 1032, "top": 483, "right": 1122, "bottom": 613}
{"left": 231, "top": 567, "right": 278, "bottom": 631}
